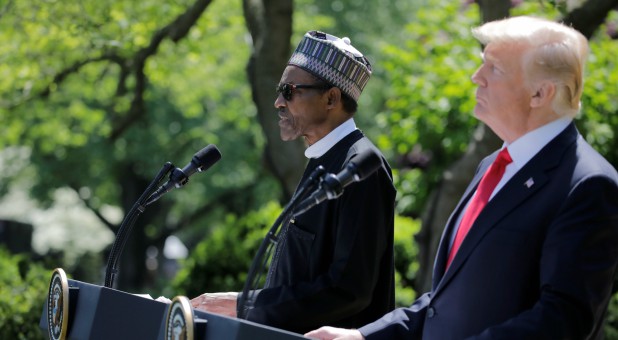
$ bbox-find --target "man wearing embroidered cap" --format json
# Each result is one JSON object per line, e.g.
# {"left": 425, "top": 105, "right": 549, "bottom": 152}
{"left": 190, "top": 31, "right": 396, "bottom": 334}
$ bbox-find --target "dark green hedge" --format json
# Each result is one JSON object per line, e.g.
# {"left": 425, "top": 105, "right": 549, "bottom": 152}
{"left": 0, "top": 248, "right": 48, "bottom": 340}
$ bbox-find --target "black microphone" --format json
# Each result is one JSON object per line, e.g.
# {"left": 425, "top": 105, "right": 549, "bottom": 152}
{"left": 146, "top": 144, "right": 222, "bottom": 205}
{"left": 294, "top": 149, "right": 382, "bottom": 215}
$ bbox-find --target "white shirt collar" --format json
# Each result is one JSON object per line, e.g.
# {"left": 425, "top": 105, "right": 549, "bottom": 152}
{"left": 454, "top": 117, "right": 573, "bottom": 230}
{"left": 505, "top": 117, "right": 572, "bottom": 170}
{"left": 304, "top": 118, "right": 358, "bottom": 159}
{"left": 487, "top": 117, "right": 571, "bottom": 200}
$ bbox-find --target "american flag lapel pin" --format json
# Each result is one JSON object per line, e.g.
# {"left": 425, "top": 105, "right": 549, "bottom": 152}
{"left": 524, "top": 177, "right": 535, "bottom": 188}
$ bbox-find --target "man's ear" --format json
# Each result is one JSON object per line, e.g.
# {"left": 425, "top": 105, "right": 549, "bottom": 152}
{"left": 530, "top": 81, "right": 556, "bottom": 108}
{"left": 326, "top": 87, "right": 341, "bottom": 108}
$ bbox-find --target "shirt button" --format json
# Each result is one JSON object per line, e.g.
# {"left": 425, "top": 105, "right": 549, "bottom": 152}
{"left": 427, "top": 307, "right": 436, "bottom": 318}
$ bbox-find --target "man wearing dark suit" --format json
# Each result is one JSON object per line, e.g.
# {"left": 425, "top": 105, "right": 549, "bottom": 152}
{"left": 305, "top": 16, "right": 618, "bottom": 340}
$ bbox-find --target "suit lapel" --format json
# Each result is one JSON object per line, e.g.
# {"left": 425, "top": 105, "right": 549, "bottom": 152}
{"left": 431, "top": 123, "right": 579, "bottom": 295}
{"left": 432, "top": 157, "right": 491, "bottom": 288}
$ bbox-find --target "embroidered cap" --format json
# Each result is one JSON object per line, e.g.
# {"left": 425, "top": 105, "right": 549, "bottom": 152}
{"left": 288, "top": 30, "right": 372, "bottom": 102}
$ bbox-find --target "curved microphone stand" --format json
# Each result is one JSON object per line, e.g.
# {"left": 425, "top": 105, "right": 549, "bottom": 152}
{"left": 104, "top": 162, "right": 175, "bottom": 288}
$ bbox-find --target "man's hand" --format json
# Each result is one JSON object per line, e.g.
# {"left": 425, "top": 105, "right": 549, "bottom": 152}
{"left": 304, "top": 326, "right": 365, "bottom": 340}
{"left": 190, "top": 292, "right": 238, "bottom": 318}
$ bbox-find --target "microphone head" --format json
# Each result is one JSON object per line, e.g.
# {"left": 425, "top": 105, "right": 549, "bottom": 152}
{"left": 192, "top": 144, "right": 222, "bottom": 173}
{"left": 349, "top": 149, "right": 382, "bottom": 181}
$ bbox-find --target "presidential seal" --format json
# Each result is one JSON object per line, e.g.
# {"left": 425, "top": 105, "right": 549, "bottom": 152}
{"left": 47, "top": 268, "right": 69, "bottom": 340}
{"left": 165, "top": 296, "right": 194, "bottom": 340}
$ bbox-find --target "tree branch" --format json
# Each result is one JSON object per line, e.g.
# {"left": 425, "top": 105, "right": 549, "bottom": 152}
{"left": 8, "top": 53, "right": 126, "bottom": 110}
{"left": 10, "top": 0, "right": 214, "bottom": 140}
{"left": 109, "top": 0, "right": 214, "bottom": 140}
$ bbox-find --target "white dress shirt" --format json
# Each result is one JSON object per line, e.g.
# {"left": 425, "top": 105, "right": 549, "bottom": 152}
{"left": 304, "top": 118, "right": 358, "bottom": 159}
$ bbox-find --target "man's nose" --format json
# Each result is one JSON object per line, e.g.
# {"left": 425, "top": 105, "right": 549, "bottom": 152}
{"left": 274, "top": 93, "right": 286, "bottom": 108}
{"left": 471, "top": 67, "right": 485, "bottom": 86}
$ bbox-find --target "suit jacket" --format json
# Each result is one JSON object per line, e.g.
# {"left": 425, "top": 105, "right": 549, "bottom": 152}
{"left": 360, "top": 123, "right": 618, "bottom": 339}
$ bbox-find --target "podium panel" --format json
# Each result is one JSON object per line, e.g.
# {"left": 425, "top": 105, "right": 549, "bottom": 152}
{"left": 40, "top": 278, "right": 305, "bottom": 339}
{"left": 40, "top": 279, "right": 168, "bottom": 339}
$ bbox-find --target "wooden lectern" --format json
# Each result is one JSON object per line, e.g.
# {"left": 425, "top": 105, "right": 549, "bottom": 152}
{"left": 39, "top": 269, "right": 305, "bottom": 340}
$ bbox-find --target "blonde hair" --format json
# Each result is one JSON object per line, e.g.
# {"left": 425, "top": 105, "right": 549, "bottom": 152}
{"left": 472, "top": 16, "right": 589, "bottom": 118}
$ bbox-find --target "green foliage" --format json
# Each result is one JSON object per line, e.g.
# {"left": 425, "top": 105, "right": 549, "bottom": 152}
{"left": 0, "top": 248, "right": 50, "bottom": 340}
{"left": 172, "top": 201, "right": 281, "bottom": 297}
{"left": 0, "top": 0, "right": 270, "bottom": 211}
{"left": 1, "top": 0, "right": 279, "bottom": 300}
{"left": 393, "top": 215, "right": 421, "bottom": 307}
{"left": 376, "top": 2, "right": 480, "bottom": 215}
{"left": 578, "top": 21, "right": 618, "bottom": 166}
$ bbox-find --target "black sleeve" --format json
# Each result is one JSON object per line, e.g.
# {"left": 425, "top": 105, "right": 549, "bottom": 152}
{"left": 242, "top": 167, "right": 395, "bottom": 333}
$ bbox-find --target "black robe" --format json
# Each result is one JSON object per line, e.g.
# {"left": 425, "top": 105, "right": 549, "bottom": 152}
{"left": 242, "top": 130, "right": 396, "bottom": 334}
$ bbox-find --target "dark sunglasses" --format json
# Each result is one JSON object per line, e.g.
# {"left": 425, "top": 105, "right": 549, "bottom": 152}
{"left": 275, "top": 83, "right": 331, "bottom": 101}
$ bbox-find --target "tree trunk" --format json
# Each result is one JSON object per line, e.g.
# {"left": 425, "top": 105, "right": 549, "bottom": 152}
{"left": 243, "top": 0, "right": 306, "bottom": 200}
{"left": 416, "top": 124, "right": 501, "bottom": 292}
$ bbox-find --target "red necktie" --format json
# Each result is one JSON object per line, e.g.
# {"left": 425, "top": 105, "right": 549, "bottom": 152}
{"left": 446, "top": 148, "right": 512, "bottom": 269}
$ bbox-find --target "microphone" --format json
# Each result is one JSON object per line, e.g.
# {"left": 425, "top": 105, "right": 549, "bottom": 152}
{"left": 294, "top": 149, "right": 382, "bottom": 215}
{"left": 146, "top": 144, "right": 222, "bottom": 205}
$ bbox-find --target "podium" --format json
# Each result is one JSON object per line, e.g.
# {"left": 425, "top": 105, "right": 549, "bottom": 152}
{"left": 39, "top": 271, "right": 305, "bottom": 340}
